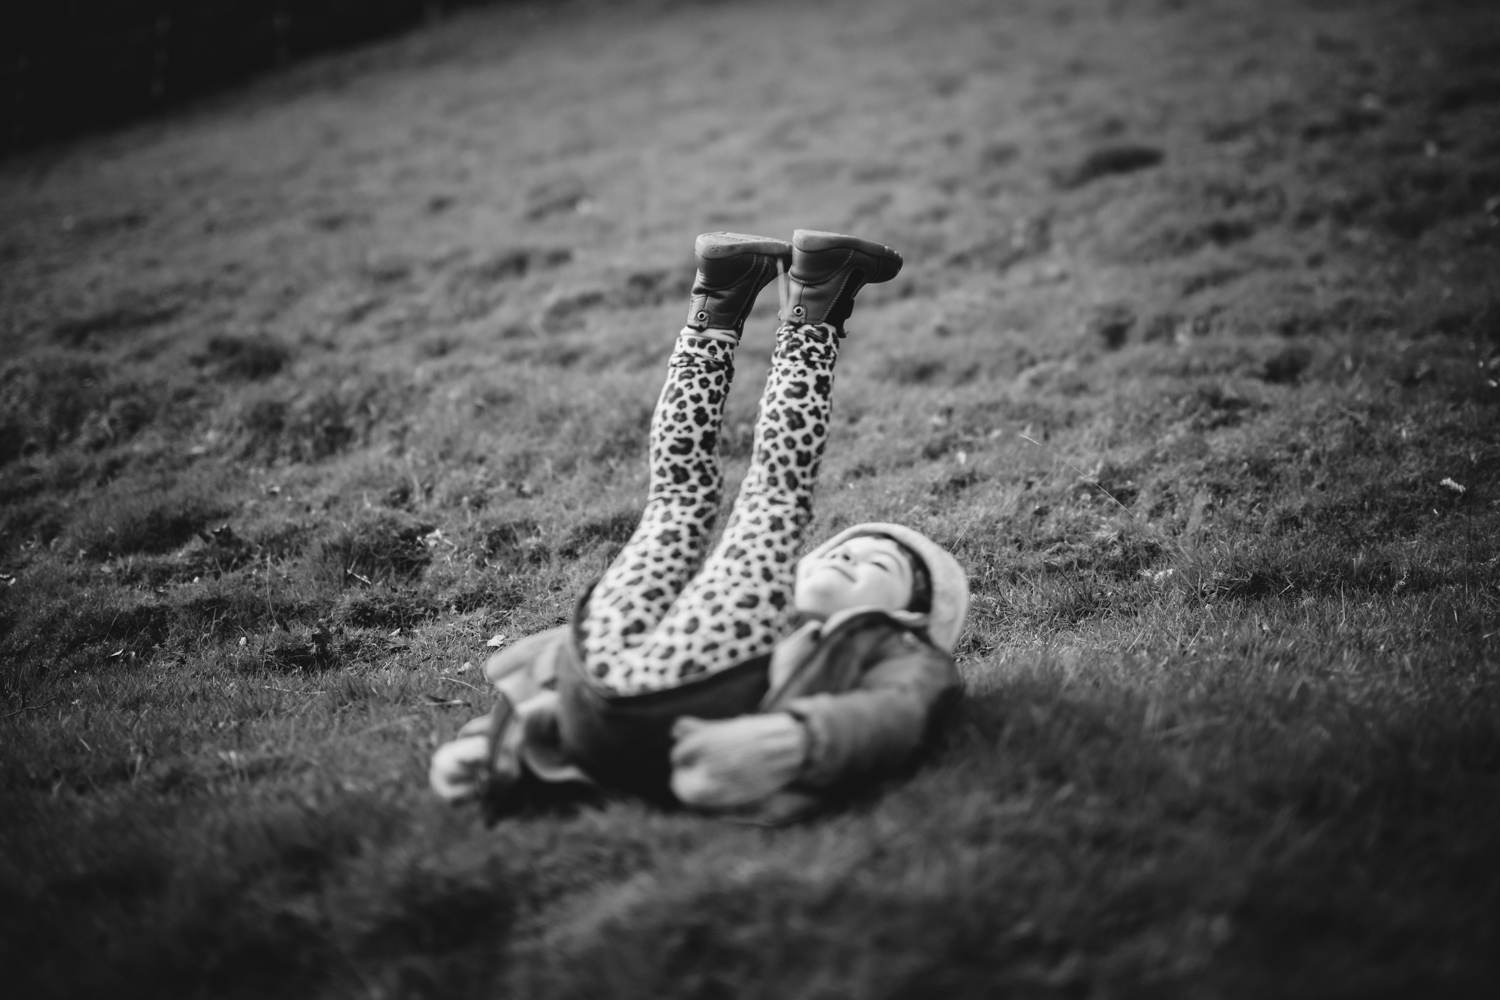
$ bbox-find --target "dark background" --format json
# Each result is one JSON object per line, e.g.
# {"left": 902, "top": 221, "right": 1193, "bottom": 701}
{"left": 2, "top": 1, "right": 507, "bottom": 151}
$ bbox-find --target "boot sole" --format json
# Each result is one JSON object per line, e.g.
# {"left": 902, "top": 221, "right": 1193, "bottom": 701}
{"left": 793, "top": 229, "right": 902, "bottom": 262}
{"left": 791, "top": 229, "right": 903, "bottom": 283}
{"left": 695, "top": 232, "right": 793, "bottom": 260}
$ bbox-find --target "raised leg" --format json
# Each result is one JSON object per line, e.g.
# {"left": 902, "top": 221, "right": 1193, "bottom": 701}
{"left": 578, "top": 332, "right": 735, "bottom": 683}
{"left": 580, "top": 234, "right": 789, "bottom": 692}
{"left": 584, "top": 230, "right": 901, "bottom": 696}
{"left": 620, "top": 322, "right": 841, "bottom": 691}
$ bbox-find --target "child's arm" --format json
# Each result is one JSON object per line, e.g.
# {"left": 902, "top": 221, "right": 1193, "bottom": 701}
{"left": 430, "top": 626, "right": 569, "bottom": 804}
{"left": 782, "top": 631, "right": 961, "bottom": 789}
{"left": 669, "top": 630, "right": 960, "bottom": 810}
{"left": 429, "top": 716, "right": 492, "bottom": 802}
{"left": 669, "top": 713, "right": 808, "bottom": 809}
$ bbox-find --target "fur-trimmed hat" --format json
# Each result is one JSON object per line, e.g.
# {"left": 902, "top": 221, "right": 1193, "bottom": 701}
{"left": 803, "top": 522, "right": 969, "bottom": 653}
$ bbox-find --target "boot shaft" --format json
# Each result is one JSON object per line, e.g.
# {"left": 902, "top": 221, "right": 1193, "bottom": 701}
{"left": 686, "top": 232, "right": 792, "bottom": 335}
{"left": 778, "top": 229, "right": 903, "bottom": 333}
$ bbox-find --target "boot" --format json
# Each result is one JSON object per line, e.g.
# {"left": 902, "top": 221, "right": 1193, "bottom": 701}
{"left": 686, "top": 232, "right": 794, "bottom": 337}
{"left": 778, "top": 229, "right": 903, "bottom": 335}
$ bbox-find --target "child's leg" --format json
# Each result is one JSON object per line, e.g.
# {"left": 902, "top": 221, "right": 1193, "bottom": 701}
{"left": 584, "top": 231, "right": 901, "bottom": 696}
{"left": 608, "top": 230, "right": 904, "bottom": 694}
{"left": 580, "top": 234, "right": 789, "bottom": 691}
{"left": 620, "top": 322, "right": 841, "bottom": 689}
{"left": 579, "top": 331, "right": 734, "bottom": 682}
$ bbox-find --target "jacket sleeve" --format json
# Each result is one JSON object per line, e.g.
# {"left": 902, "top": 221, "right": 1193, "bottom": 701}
{"left": 784, "top": 630, "right": 961, "bottom": 789}
{"left": 483, "top": 626, "right": 570, "bottom": 705}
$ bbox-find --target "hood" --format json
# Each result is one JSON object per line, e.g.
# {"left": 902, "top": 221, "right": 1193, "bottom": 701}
{"left": 803, "top": 522, "right": 969, "bottom": 653}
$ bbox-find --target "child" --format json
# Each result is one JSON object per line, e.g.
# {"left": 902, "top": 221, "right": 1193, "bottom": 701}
{"left": 430, "top": 229, "right": 969, "bottom": 823}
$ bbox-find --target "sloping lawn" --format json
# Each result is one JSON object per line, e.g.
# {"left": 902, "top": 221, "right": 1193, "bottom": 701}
{"left": 2, "top": 0, "right": 1498, "bottom": 996}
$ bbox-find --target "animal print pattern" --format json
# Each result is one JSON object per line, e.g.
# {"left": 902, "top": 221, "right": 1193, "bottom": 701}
{"left": 581, "top": 322, "right": 840, "bottom": 695}
{"left": 579, "top": 331, "right": 733, "bottom": 674}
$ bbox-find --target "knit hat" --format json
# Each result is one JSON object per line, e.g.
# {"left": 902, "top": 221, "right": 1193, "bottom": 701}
{"left": 802, "top": 522, "right": 969, "bottom": 653}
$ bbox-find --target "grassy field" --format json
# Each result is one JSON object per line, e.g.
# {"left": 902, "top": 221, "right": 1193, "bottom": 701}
{"left": 2, "top": 0, "right": 1498, "bottom": 996}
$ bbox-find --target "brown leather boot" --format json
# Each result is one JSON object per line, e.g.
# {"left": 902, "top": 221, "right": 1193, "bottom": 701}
{"left": 777, "top": 229, "right": 903, "bottom": 335}
{"left": 685, "top": 232, "right": 793, "bottom": 338}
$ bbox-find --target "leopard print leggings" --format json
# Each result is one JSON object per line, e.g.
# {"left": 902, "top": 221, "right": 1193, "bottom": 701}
{"left": 580, "top": 322, "right": 839, "bottom": 695}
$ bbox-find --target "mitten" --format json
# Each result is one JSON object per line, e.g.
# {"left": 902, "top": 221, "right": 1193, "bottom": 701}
{"left": 669, "top": 713, "right": 808, "bottom": 810}
{"left": 429, "top": 731, "right": 490, "bottom": 802}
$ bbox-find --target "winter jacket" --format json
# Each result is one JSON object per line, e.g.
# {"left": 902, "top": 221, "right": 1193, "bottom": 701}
{"left": 483, "top": 588, "right": 962, "bottom": 822}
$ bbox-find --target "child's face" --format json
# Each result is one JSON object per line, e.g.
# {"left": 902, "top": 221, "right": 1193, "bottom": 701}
{"left": 794, "top": 535, "right": 915, "bottom": 619}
